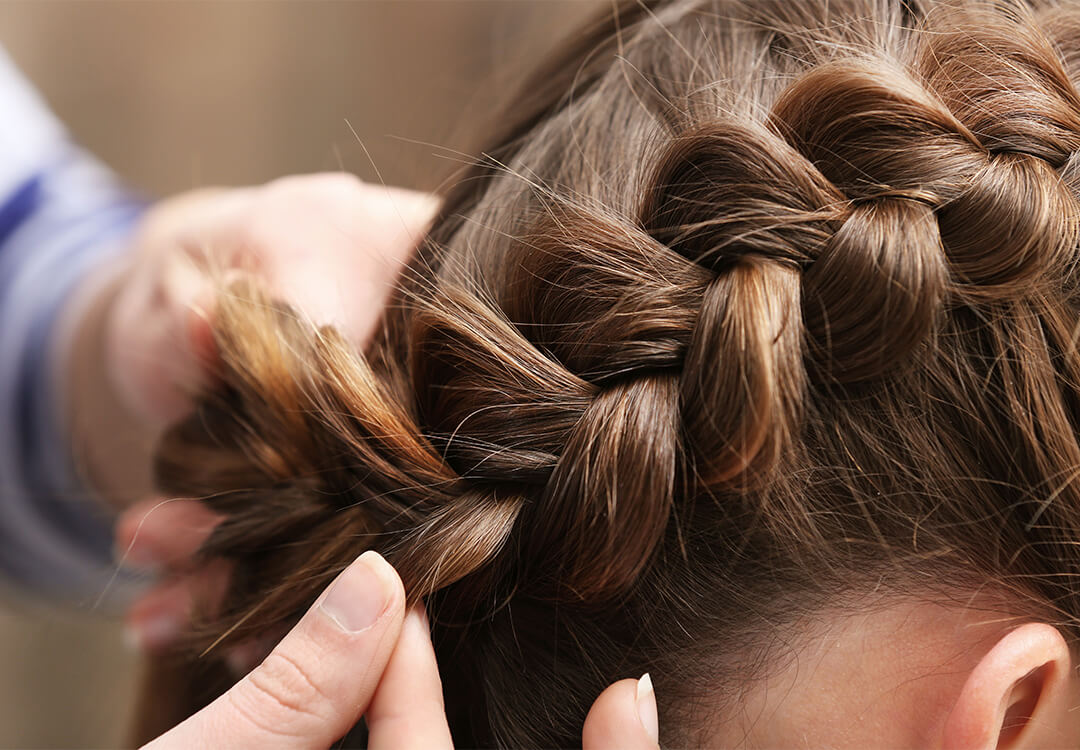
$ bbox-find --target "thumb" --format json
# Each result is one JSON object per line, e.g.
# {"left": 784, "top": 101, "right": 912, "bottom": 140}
{"left": 582, "top": 674, "right": 661, "bottom": 750}
{"left": 106, "top": 255, "right": 218, "bottom": 427}
{"left": 141, "top": 551, "right": 405, "bottom": 750}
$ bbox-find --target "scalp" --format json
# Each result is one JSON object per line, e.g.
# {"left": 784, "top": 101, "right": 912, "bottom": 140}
{"left": 153, "top": 1, "right": 1080, "bottom": 746}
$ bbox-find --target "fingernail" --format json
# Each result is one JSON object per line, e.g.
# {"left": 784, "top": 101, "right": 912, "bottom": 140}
{"left": 636, "top": 672, "right": 659, "bottom": 744}
{"left": 319, "top": 550, "right": 393, "bottom": 633}
{"left": 125, "top": 612, "right": 183, "bottom": 651}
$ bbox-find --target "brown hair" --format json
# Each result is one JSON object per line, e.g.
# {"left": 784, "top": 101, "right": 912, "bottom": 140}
{"left": 143, "top": 0, "right": 1080, "bottom": 745}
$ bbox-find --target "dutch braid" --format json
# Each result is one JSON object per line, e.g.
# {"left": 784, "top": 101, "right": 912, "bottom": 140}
{"left": 147, "top": 1, "right": 1080, "bottom": 746}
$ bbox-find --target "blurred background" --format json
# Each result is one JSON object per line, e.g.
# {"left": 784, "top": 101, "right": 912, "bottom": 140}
{"left": 0, "top": 2, "right": 600, "bottom": 746}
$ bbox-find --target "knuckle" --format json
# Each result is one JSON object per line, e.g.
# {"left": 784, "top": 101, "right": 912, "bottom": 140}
{"left": 303, "top": 171, "right": 364, "bottom": 194}
{"left": 267, "top": 172, "right": 363, "bottom": 201}
{"left": 240, "top": 174, "right": 360, "bottom": 240}
{"left": 228, "top": 650, "right": 335, "bottom": 739}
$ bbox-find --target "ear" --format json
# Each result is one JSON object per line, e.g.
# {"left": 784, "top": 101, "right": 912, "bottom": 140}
{"left": 942, "top": 623, "right": 1074, "bottom": 750}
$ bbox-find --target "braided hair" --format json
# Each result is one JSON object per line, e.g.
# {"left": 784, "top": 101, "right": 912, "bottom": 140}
{"left": 149, "top": 0, "right": 1080, "bottom": 745}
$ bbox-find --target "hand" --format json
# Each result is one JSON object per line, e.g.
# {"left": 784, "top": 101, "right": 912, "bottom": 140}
{"left": 95, "top": 175, "right": 435, "bottom": 649}
{"left": 64, "top": 173, "right": 436, "bottom": 507}
{"left": 107, "top": 173, "right": 438, "bottom": 427}
{"left": 140, "top": 551, "right": 662, "bottom": 750}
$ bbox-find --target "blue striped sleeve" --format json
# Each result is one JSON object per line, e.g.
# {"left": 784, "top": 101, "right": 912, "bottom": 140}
{"left": 0, "top": 47, "right": 147, "bottom": 605}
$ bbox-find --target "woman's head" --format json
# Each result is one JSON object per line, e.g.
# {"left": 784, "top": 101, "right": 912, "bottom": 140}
{"left": 155, "top": 0, "right": 1080, "bottom": 745}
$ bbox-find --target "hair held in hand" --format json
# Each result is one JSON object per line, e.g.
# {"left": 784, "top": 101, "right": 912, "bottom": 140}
{"left": 151, "top": 0, "right": 1080, "bottom": 745}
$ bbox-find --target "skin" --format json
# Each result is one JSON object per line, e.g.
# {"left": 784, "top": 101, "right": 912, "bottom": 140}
{"left": 63, "top": 173, "right": 440, "bottom": 646}
{"left": 710, "top": 599, "right": 1080, "bottom": 750}
{"left": 62, "top": 174, "right": 657, "bottom": 747}
{"left": 143, "top": 550, "right": 661, "bottom": 750}
{"left": 68, "top": 174, "right": 1080, "bottom": 748}
{"left": 60, "top": 173, "right": 437, "bottom": 507}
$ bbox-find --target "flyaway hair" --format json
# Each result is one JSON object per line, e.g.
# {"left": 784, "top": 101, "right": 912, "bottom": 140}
{"left": 139, "top": 1, "right": 1080, "bottom": 746}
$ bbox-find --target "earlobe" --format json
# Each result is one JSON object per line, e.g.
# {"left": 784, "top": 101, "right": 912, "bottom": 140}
{"left": 941, "top": 623, "right": 1073, "bottom": 750}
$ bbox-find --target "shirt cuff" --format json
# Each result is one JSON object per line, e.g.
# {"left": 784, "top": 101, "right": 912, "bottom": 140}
{"left": 0, "top": 144, "right": 148, "bottom": 607}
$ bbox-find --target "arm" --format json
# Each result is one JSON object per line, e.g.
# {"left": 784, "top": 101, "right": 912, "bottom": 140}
{"left": 0, "top": 46, "right": 147, "bottom": 601}
{"left": 0, "top": 54, "right": 434, "bottom": 604}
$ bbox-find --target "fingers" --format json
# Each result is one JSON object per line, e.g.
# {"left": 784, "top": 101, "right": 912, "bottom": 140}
{"left": 141, "top": 550, "right": 405, "bottom": 750}
{"left": 104, "top": 186, "right": 248, "bottom": 427}
{"left": 105, "top": 250, "right": 222, "bottom": 426}
{"left": 254, "top": 179, "right": 439, "bottom": 350}
{"left": 125, "top": 559, "right": 232, "bottom": 652}
{"left": 117, "top": 498, "right": 228, "bottom": 653}
{"left": 115, "top": 498, "right": 221, "bottom": 570}
{"left": 366, "top": 606, "right": 453, "bottom": 750}
{"left": 106, "top": 175, "right": 439, "bottom": 427}
{"left": 583, "top": 675, "right": 661, "bottom": 750}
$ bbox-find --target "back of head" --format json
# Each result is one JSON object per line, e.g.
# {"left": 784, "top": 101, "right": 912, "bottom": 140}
{"left": 152, "top": 0, "right": 1080, "bottom": 745}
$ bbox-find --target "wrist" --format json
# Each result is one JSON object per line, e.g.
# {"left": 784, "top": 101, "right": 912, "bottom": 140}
{"left": 55, "top": 252, "right": 155, "bottom": 510}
